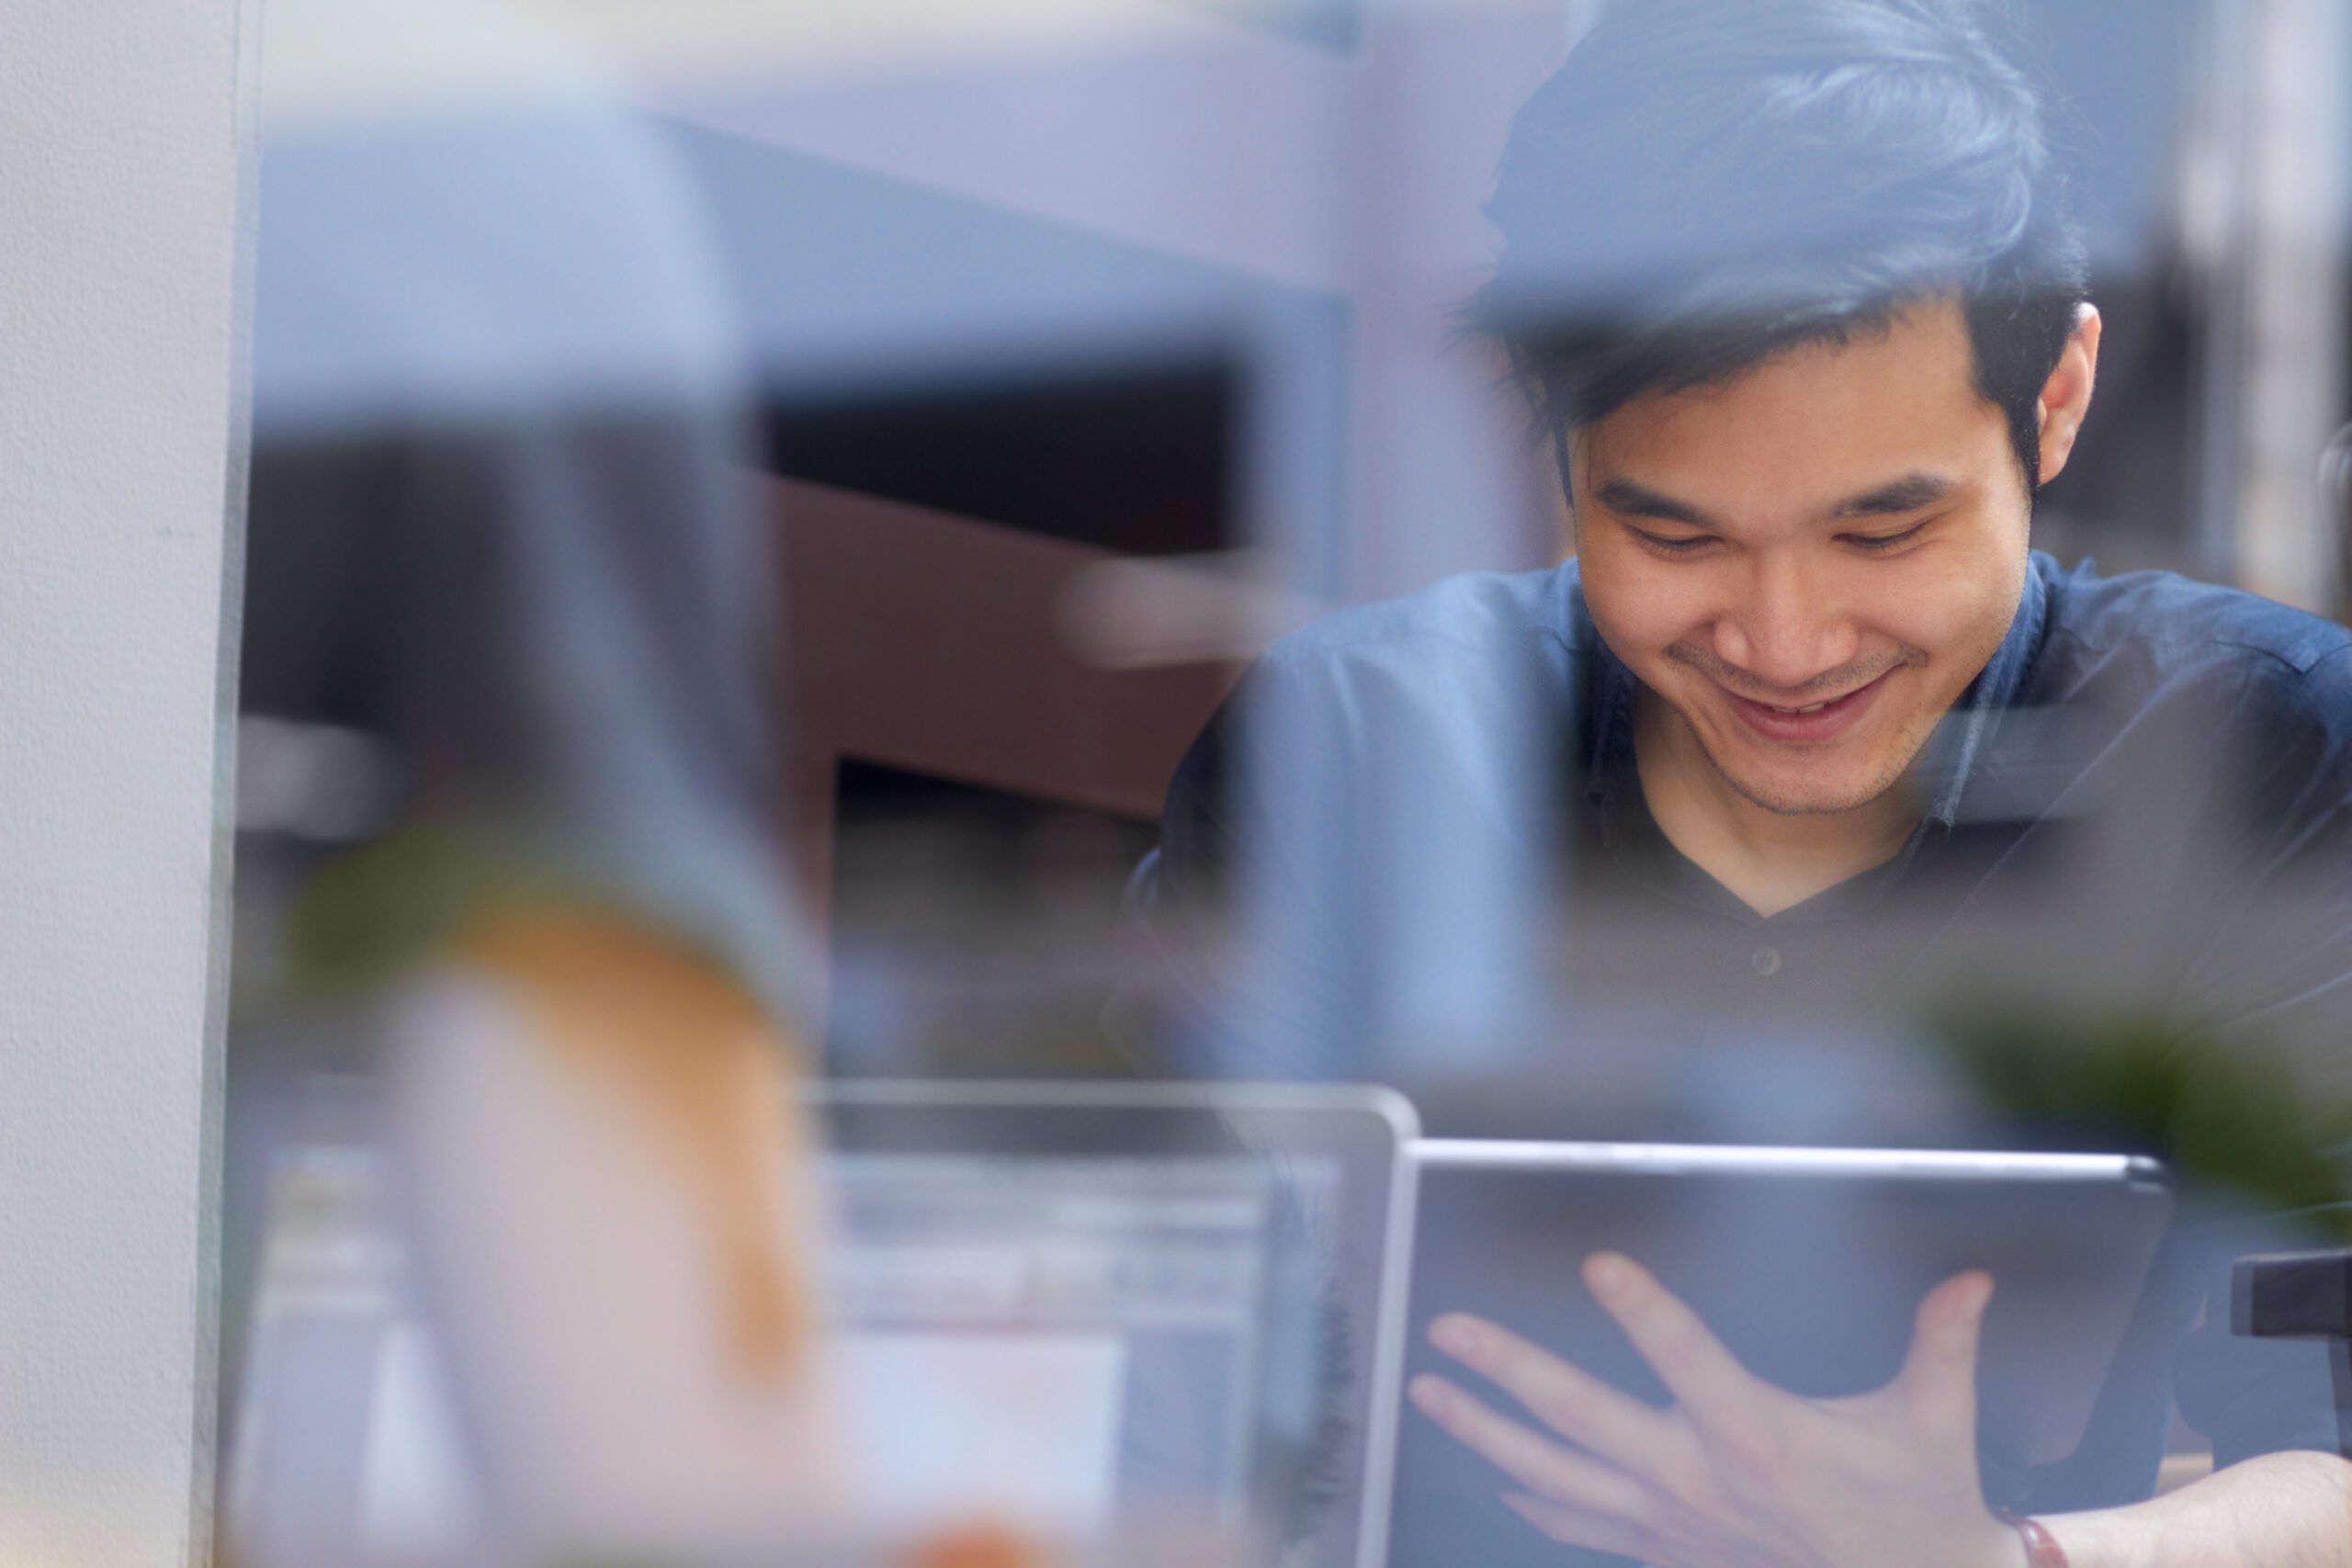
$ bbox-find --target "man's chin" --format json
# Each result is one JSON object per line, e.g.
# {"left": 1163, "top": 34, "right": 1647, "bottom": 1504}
{"left": 1703, "top": 749, "right": 1910, "bottom": 818}
{"left": 1721, "top": 779, "right": 1889, "bottom": 817}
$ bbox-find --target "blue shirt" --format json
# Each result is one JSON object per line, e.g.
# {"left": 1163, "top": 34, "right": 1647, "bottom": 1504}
{"left": 1145, "top": 550, "right": 2352, "bottom": 1525}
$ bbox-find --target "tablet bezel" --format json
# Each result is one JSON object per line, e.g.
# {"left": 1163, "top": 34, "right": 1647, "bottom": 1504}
{"left": 1413, "top": 1139, "right": 2169, "bottom": 1185}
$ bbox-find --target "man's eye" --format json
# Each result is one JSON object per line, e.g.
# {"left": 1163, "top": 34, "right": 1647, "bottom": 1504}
{"left": 1634, "top": 530, "right": 1714, "bottom": 554}
{"left": 1842, "top": 523, "right": 1929, "bottom": 552}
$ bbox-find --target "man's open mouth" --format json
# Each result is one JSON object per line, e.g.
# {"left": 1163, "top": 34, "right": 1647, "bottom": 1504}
{"left": 1722, "top": 668, "right": 1897, "bottom": 740}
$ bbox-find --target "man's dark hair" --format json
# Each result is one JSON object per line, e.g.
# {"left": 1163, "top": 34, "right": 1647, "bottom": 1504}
{"left": 1478, "top": 0, "right": 2089, "bottom": 491}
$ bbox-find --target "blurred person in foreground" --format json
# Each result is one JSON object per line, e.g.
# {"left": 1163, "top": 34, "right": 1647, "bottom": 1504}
{"left": 223, "top": 1, "right": 848, "bottom": 1551}
{"left": 1141, "top": 0, "right": 2352, "bottom": 1562}
{"left": 224, "top": 4, "right": 1081, "bottom": 1561}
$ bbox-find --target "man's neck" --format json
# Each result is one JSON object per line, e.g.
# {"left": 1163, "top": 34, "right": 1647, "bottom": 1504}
{"left": 1631, "top": 686, "right": 1922, "bottom": 918}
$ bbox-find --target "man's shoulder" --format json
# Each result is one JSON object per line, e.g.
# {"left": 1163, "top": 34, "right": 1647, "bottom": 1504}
{"left": 2042, "top": 555, "right": 2352, "bottom": 682}
{"left": 1157, "top": 562, "right": 1580, "bottom": 879}
{"left": 1258, "top": 560, "right": 1581, "bottom": 682}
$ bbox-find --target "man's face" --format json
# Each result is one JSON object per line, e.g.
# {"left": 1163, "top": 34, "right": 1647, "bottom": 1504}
{"left": 1572, "top": 299, "right": 2042, "bottom": 818}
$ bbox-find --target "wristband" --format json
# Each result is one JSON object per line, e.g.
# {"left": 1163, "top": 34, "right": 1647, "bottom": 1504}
{"left": 1995, "top": 1511, "right": 2070, "bottom": 1568}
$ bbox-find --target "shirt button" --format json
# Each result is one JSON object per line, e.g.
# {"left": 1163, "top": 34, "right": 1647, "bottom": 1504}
{"left": 1751, "top": 945, "right": 1782, "bottom": 977}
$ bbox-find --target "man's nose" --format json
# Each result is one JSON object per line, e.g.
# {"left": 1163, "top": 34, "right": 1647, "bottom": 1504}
{"left": 1710, "top": 554, "right": 1860, "bottom": 692}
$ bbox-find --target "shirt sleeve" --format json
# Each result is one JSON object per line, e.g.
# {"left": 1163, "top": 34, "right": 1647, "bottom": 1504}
{"left": 2162, "top": 644, "right": 2352, "bottom": 1466}
{"left": 1125, "top": 599, "right": 1568, "bottom": 1084}
{"left": 1125, "top": 649, "right": 1374, "bottom": 1082}
{"left": 2171, "top": 645, "right": 2352, "bottom": 1061}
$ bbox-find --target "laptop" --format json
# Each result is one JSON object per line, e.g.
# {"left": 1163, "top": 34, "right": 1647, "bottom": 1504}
{"left": 810, "top": 1080, "right": 1421, "bottom": 1568}
{"left": 226, "top": 1061, "right": 1419, "bottom": 1568}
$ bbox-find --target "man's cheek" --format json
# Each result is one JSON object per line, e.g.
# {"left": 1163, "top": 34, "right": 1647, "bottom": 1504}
{"left": 1908, "top": 595, "right": 2017, "bottom": 673}
{"left": 1852, "top": 559, "right": 2009, "bottom": 665}
{"left": 1587, "top": 569, "right": 1715, "bottom": 660}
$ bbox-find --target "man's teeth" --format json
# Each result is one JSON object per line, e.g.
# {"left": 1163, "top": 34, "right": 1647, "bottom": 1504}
{"left": 1770, "top": 700, "right": 1832, "bottom": 715}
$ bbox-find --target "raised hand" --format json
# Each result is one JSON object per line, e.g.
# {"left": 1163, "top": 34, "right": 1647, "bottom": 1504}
{"left": 1408, "top": 1254, "right": 2023, "bottom": 1568}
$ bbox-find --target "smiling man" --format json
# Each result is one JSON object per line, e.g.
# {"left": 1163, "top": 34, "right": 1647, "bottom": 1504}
{"left": 1138, "top": 0, "right": 2352, "bottom": 1563}
{"left": 1577, "top": 299, "right": 2086, "bottom": 919}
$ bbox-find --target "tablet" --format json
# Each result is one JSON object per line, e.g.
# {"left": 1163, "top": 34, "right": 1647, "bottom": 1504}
{"left": 811, "top": 1080, "right": 1420, "bottom": 1568}
{"left": 1382, "top": 1141, "right": 2172, "bottom": 1568}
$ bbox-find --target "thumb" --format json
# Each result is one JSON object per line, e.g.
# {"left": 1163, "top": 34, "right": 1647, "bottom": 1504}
{"left": 1894, "top": 1269, "right": 1993, "bottom": 1430}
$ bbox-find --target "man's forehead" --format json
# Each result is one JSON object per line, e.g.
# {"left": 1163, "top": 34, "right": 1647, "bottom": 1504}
{"left": 1572, "top": 299, "right": 2004, "bottom": 514}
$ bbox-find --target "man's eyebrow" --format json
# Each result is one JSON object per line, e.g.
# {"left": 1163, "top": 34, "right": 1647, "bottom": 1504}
{"left": 1592, "top": 478, "right": 1721, "bottom": 529}
{"left": 1592, "top": 471, "right": 1960, "bottom": 527}
{"left": 1828, "top": 472, "right": 1958, "bottom": 519}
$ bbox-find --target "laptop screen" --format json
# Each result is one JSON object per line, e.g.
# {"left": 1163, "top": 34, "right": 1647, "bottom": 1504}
{"left": 826, "top": 1149, "right": 1343, "bottom": 1533}
{"left": 227, "top": 1135, "right": 1351, "bottom": 1555}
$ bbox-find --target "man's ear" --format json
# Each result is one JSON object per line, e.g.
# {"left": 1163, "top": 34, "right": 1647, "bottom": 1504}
{"left": 2034, "top": 303, "right": 2101, "bottom": 486}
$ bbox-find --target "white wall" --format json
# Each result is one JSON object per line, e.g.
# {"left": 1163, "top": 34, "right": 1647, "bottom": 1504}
{"left": 0, "top": 1, "right": 253, "bottom": 1562}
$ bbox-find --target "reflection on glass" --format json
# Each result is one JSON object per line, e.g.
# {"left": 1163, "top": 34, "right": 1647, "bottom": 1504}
{"left": 220, "top": 0, "right": 2352, "bottom": 1562}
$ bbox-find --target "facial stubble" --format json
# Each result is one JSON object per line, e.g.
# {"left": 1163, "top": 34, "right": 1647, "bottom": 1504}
{"left": 1661, "top": 643, "right": 1934, "bottom": 818}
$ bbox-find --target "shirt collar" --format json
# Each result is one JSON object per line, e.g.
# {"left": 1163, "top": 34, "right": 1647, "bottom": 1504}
{"left": 1913, "top": 555, "right": 2049, "bottom": 829}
